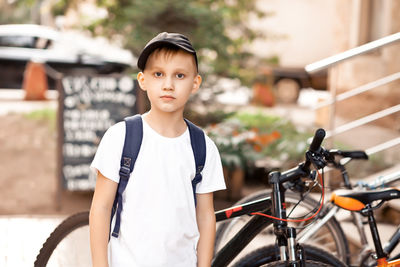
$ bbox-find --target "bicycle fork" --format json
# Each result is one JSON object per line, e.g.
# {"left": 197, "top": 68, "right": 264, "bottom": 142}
{"left": 276, "top": 226, "right": 305, "bottom": 267}
{"left": 270, "top": 171, "right": 306, "bottom": 267}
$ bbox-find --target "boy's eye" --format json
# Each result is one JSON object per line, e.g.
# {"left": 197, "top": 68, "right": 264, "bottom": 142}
{"left": 176, "top": 73, "right": 185, "bottom": 79}
{"left": 154, "top": 72, "right": 163, "bottom": 77}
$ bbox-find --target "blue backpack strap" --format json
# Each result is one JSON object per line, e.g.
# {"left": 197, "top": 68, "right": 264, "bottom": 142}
{"left": 110, "top": 114, "right": 143, "bottom": 238}
{"left": 184, "top": 119, "right": 206, "bottom": 206}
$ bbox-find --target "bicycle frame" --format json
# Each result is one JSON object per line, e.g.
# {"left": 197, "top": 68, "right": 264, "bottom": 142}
{"left": 358, "top": 203, "right": 400, "bottom": 267}
{"left": 212, "top": 152, "right": 400, "bottom": 267}
{"left": 268, "top": 169, "right": 311, "bottom": 266}
{"left": 298, "top": 157, "right": 400, "bottom": 265}
{"left": 212, "top": 162, "right": 310, "bottom": 267}
{"left": 212, "top": 197, "right": 274, "bottom": 266}
{"left": 212, "top": 129, "right": 327, "bottom": 267}
{"left": 381, "top": 258, "right": 400, "bottom": 267}
{"left": 385, "top": 226, "right": 400, "bottom": 261}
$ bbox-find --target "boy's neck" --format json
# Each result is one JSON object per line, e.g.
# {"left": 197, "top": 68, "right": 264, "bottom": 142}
{"left": 143, "top": 110, "right": 187, "bottom": 138}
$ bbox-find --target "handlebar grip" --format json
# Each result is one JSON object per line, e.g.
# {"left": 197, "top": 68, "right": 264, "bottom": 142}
{"left": 341, "top": 150, "right": 369, "bottom": 160}
{"left": 309, "top": 128, "right": 325, "bottom": 152}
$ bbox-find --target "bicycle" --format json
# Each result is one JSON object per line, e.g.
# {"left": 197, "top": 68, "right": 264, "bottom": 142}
{"left": 35, "top": 128, "right": 345, "bottom": 267}
{"left": 227, "top": 128, "right": 348, "bottom": 267}
{"left": 215, "top": 150, "right": 400, "bottom": 266}
{"left": 34, "top": 212, "right": 90, "bottom": 267}
{"left": 330, "top": 185, "right": 400, "bottom": 266}
{"left": 214, "top": 149, "right": 368, "bottom": 265}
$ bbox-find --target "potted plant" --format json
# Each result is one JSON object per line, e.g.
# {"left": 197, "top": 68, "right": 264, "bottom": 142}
{"left": 206, "top": 116, "right": 281, "bottom": 200}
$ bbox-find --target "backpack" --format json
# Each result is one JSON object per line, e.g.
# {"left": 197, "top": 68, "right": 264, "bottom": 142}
{"left": 110, "top": 114, "right": 206, "bottom": 238}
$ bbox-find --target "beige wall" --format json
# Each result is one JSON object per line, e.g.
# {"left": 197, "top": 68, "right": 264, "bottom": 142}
{"left": 332, "top": 0, "right": 400, "bottom": 94}
{"left": 330, "top": 0, "right": 400, "bottom": 130}
{"left": 250, "top": 0, "right": 399, "bottom": 95}
{"left": 248, "top": 0, "right": 337, "bottom": 67}
{"left": 249, "top": 0, "right": 399, "bottom": 129}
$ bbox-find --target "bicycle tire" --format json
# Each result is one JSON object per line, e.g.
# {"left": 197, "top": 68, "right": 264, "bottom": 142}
{"left": 261, "top": 260, "right": 333, "bottom": 267}
{"left": 232, "top": 244, "right": 347, "bottom": 267}
{"left": 215, "top": 189, "right": 350, "bottom": 264}
{"left": 34, "top": 211, "right": 90, "bottom": 267}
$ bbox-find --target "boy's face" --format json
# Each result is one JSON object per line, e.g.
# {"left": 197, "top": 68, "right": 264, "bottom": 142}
{"left": 137, "top": 49, "right": 201, "bottom": 116}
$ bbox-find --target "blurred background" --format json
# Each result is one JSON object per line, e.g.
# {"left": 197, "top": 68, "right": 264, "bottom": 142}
{"left": 0, "top": 0, "right": 399, "bottom": 266}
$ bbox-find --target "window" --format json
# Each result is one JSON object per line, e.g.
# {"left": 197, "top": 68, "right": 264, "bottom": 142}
{"left": 0, "top": 36, "right": 35, "bottom": 48}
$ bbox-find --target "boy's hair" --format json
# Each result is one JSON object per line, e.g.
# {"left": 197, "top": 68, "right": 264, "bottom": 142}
{"left": 147, "top": 46, "right": 198, "bottom": 73}
{"left": 137, "top": 32, "right": 198, "bottom": 72}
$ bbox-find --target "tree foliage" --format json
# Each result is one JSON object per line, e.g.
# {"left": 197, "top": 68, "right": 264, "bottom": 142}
{"left": 88, "top": 0, "right": 272, "bottom": 85}
{"left": 0, "top": 0, "right": 36, "bottom": 24}
{"left": 3, "top": 0, "right": 276, "bottom": 85}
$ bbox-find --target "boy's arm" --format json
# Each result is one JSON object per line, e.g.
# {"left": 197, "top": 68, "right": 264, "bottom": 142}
{"left": 196, "top": 192, "right": 216, "bottom": 267}
{"left": 89, "top": 172, "right": 118, "bottom": 267}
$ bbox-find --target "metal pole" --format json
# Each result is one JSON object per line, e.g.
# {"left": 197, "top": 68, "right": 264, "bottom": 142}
{"left": 306, "top": 32, "right": 400, "bottom": 74}
{"left": 325, "top": 66, "right": 338, "bottom": 188}
{"left": 45, "top": 64, "right": 64, "bottom": 211}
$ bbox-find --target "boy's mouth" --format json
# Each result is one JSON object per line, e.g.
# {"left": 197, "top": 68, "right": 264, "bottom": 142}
{"left": 160, "top": 95, "right": 175, "bottom": 100}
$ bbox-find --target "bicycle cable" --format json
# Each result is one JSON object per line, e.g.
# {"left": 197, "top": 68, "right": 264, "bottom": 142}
{"left": 286, "top": 177, "right": 323, "bottom": 220}
{"left": 251, "top": 169, "right": 325, "bottom": 223}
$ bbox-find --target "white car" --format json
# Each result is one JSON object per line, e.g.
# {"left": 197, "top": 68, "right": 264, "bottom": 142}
{"left": 0, "top": 24, "right": 136, "bottom": 89}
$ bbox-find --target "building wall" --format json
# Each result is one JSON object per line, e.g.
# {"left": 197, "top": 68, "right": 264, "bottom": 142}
{"left": 248, "top": 0, "right": 337, "bottom": 67}
{"left": 331, "top": 0, "right": 400, "bottom": 130}
{"left": 333, "top": 0, "right": 400, "bottom": 94}
{"left": 249, "top": 0, "right": 399, "bottom": 129}
{"left": 249, "top": 0, "right": 399, "bottom": 94}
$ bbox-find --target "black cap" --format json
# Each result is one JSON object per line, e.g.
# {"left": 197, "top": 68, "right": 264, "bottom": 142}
{"left": 137, "top": 32, "right": 198, "bottom": 71}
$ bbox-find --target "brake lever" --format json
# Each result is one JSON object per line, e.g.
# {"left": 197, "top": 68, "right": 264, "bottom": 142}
{"left": 323, "top": 149, "right": 335, "bottom": 164}
{"left": 306, "top": 150, "right": 326, "bottom": 170}
{"left": 309, "top": 170, "right": 317, "bottom": 182}
{"left": 285, "top": 170, "right": 319, "bottom": 193}
{"left": 286, "top": 179, "right": 307, "bottom": 193}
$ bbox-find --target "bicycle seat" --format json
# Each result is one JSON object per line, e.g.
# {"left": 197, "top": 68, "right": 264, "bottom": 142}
{"left": 330, "top": 188, "right": 400, "bottom": 211}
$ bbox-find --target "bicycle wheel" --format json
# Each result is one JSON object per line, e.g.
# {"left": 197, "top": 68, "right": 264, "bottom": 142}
{"left": 215, "top": 189, "right": 350, "bottom": 264}
{"left": 34, "top": 211, "right": 90, "bottom": 267}
{"left": 232, "top": 244, "right": 347, "bottom": 267}
{"left": 261, "top": 260, "right": 333, "bottom": 267}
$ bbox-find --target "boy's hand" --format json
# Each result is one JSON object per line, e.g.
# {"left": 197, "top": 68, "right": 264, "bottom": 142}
{"left": 196, "top": 192, "right": 215, "bottom": 267}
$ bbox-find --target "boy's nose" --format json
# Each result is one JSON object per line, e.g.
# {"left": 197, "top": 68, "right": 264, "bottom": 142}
{"left": 162, "top": 76, "right": 174, "bottom": 91}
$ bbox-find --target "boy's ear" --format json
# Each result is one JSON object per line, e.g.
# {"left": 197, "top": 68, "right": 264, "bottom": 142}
{"left": 137, "top": 72, "right": 146, "bottom": 91}
{"left": 191, "top": 74, "right": 202, "bottom": 94}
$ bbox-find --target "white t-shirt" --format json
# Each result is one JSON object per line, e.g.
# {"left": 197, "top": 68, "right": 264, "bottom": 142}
{"left": 91, "top": 116, "right": 226, "bottom": 267}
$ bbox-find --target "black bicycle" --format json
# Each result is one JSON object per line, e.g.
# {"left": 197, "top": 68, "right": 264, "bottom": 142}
{"left": 330, "top": 184, "right": 400, "bottom": 267}
{"left": 35, "top": 128, "right": 345, "bottom": 267}
{"left": 214, "top": 148, "right": 370, "bottom": 265}
{"left": 215, "top": 152, "right": 400, "bottom": 266}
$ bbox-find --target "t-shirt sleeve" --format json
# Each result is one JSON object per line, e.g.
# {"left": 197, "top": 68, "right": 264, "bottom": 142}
{"left": 196, "top": 134, "right": 226, "bottom": 194}
{"left": 90, "top": 121, "right": 125, "bottom": 183}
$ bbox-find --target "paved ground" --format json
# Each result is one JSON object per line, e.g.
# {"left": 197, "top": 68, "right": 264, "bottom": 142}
{"left": 0, "top": 215, "right": 65, "bottom": 267}
{"left": 1, "top": 89, "right": 399, "bottom": 266}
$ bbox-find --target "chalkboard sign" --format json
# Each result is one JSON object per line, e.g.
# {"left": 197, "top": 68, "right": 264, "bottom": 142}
{"left": 59, "top": 75, "right": 138, "bottom": 190}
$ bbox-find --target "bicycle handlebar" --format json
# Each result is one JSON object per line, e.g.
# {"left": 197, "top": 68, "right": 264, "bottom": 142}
{"left": 324, "top": 149, "right": 368, "bottom": 188}
{"left": 328, "top": 149, "right": 369, "bottom": 161}
{"left": 309, "top": 128, "right": 326, "bottom": 153}
{"left": 270, "top": 128, "right": 327, "bottom": 186}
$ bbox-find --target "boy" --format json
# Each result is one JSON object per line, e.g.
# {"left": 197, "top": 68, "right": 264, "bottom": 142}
{"left": 89, "top": 32, "right": 226, "bottom": 267}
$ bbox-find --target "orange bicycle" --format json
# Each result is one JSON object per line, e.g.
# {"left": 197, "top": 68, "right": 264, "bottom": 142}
{"left": 331, "top": 187, "right": 400, "bottom": 267}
